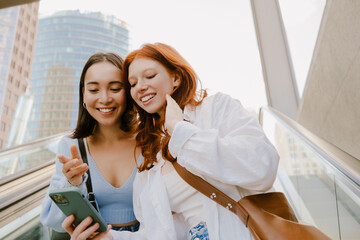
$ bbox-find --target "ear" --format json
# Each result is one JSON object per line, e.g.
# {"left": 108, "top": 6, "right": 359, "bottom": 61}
{"left": 172, "top": 73, "right": 181, "bottom": 88}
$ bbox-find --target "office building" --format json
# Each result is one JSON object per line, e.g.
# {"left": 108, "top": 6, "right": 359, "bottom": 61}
{"left": 0, "top": 2, "right": 39, "bottom": 149}
{"left": 25, "top": 10, "right": 129, "bottom": 141}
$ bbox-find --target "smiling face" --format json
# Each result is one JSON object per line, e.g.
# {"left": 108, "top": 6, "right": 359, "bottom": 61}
{"left": 83, "top": 61, "right": 126, "bottom": 128}
{"left": 128, "top": 57, "right": 180, "bottom": 115}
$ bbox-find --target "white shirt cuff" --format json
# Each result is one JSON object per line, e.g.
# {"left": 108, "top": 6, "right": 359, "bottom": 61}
{"left": 169, "top": 121, "right": 199, "bottom": 158}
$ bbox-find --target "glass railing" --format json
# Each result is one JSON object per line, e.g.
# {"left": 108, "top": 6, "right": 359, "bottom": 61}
{"left": 260, "top": 106, "right": 360, "bottom": 240}
{"left": 0, "top": 132, "right": 69, "bottom": 240}
{"left": 0, "top": 132, "right": 68, "bottom": 181}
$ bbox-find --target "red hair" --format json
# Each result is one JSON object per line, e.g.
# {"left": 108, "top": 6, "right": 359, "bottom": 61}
{"left": 123, "top": 43, "right": 207, "bottom": 171}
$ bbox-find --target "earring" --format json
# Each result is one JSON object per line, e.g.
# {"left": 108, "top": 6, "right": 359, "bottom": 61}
{"left": 82, "top": 102, "right": 86, "bottom": 109}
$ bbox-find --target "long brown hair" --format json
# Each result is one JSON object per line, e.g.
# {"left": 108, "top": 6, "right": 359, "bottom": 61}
{"left": 72, "top": 52, "right": 134, "bottom": 139}
{"left": 123, "top": 43, "right": 207, "bottom": 171}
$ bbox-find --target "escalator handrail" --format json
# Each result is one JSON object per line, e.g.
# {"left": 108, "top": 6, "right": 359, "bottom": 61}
{"left": 259, "top": 106, "right": 360, "bottom": 187}
{"left": 0, "top": 159, "right": 55, "bottom": 186}
{"left": 0, "top": 131, "right": 69, "bottom": 158}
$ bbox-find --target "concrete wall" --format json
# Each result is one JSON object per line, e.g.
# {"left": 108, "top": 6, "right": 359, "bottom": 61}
{"left": 297, "top": 0, "right": 360, "bottom": 160}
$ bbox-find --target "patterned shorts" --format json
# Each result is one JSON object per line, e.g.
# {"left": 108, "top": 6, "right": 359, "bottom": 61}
{"left": 188, "top": 221, "right": 210, "bottom": 240}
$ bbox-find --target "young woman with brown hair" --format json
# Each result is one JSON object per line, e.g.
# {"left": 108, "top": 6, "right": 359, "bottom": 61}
{"left": 41, "top": 52, "right": 141, "bottom": 237}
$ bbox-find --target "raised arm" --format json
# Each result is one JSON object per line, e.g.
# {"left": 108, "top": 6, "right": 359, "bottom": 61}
{"left": 40, "top": 137, "right": 89, "bottom": 232}
{"left": 169, "top": 93, "right": 279, "bottom": 191}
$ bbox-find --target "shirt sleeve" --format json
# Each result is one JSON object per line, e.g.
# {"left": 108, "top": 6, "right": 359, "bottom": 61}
{"left": 40, "top": 136, "right": 88, "bottom": 232}
{"left": 168, "top": 93, "right": 279, "bottom": 191}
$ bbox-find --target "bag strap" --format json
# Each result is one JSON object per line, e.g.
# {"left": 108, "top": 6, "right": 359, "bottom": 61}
{"left": 172, "top": 161, "right": 249, "bottom": 225}
{"left": 78, "top": 138, "right": 99, "bottom": 212}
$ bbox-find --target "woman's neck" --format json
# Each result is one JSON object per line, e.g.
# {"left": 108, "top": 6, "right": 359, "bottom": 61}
{"left": 90, "top": 125, "right": 132, "bottom": 143}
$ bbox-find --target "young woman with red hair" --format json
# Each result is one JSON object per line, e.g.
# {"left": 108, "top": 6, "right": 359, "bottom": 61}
{"left": 63, "top": 43, "right": 279, "bottom": 240}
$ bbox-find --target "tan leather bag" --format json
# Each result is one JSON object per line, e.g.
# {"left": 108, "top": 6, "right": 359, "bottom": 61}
{"left": 172, "top": 161, "right": 331, "bottom": 240}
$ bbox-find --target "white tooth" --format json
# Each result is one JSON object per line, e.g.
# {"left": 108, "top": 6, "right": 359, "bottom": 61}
{"left": 99, "top": 108, "right": 113, "bottom": 112}
{"left": 141, "top": 94, "right": 154, "bottom": 102}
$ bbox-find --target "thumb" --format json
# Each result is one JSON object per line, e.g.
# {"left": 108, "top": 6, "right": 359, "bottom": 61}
{"left": 70, "top": 144, "right": 82, "bottom": 161}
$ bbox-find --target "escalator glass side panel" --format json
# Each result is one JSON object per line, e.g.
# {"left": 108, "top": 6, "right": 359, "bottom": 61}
{"left": 0, "top": 132, "right": 67, "bottom": 180}
{"left": 260, "top": 107, "right": 360, "bottom": 240}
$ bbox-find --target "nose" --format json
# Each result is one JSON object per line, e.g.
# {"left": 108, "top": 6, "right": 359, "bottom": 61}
{"left": 136, "top": 79, "right": 148, "bottom": 92}
{"left": 99, "top": 90, "right": 111, "bottom": 103}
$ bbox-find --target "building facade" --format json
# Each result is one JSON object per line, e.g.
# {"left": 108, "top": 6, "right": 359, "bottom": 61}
{"left": 0, "top": 2, "right": 39, "bottom": 149}
{"left": 25, "top": 10, "right": 129, "bottom": 141}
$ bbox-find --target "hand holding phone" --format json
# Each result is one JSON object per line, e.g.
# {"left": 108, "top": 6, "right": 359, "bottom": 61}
{"left": 49, "top": 187, "right": 107, "bottom": 232}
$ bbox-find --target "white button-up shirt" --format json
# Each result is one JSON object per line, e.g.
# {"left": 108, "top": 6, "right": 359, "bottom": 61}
{"left": 111, "top": 92, "right": 279, "bottom": 240}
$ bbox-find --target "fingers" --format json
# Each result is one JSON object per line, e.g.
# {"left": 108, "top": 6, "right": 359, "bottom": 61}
{"left": 62, "top": 214, "right": 75, "bottom": 235}
{"left": 70, "top": 145, "right": 82, "bottom": 160}
{"left": 166, "top": 94, "right": 175, "bottom": 104}
{"left": 165, "top": 94, "right": 183, "bottom": 135}
{"left": 65, "top": 162, "right": 88, "bottom": 179}
{"left": 61, "top": 156, "right": 88, "bottom": 186}
{"left": 63, "top": 216, "right": 112, "bottom": 240}
{"left": 76, "top": 222, "right": 99, "bottom": 240}
{"left": 58, "top": 154, "right": 70, "bottom": 164}
{"left": 92, "top": 225, "right": 113, "bottom": 240}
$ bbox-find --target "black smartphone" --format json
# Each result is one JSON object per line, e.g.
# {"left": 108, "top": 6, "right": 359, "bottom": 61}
{"left": 49, "top": 187, "right": 107, "bottom": 232}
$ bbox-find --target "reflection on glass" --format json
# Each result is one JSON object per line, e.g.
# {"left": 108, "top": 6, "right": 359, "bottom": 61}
{"left": 0, "top": 133, "right": 63, "bottom": 179}
{"left": 261, "top": 108, "right": 360, "bottom": 240}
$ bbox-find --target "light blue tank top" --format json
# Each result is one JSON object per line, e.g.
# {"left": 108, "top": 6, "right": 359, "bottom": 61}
{"left": 85, "top": 145, "right": 143, "bottom": 224}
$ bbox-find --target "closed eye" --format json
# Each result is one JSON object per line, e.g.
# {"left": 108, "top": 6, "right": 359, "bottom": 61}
{"left": 110, "top": 88, "right": 122, "bottom": 91}
{"left": 146, "top": 74, "right": 156, "bottom": 79}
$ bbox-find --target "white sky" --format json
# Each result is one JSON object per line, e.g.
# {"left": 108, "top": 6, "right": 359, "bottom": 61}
{"left": 38, "top": 0, "right": 267, "bottom": 112}
{"left": 38, "top": 0, "right": 326, "bottom": 112}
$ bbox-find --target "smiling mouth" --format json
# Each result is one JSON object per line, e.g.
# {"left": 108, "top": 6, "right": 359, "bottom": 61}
{"left": 98, "top": 108, "right": 115, "bottom": 113}
{"left": 140, "top": 94, "right": 155, "bottom": 103}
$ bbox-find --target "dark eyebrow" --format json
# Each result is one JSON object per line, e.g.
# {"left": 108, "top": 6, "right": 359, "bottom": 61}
{"left": 86, "top": 81, "right": 99, "bottom": 85}
{"left": 109, "top": 81, "right": 124, "bottom": 86}
{"left": 86, "top": 81, "right": 124, "bottom": 86}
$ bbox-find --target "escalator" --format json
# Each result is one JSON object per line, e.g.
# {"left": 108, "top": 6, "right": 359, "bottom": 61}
{"left": 260, "top": 107, "right": 360, "bottom": 239}
{"left": 0, "top": 108, "right": 359, "bottom": 239}
{"left": 0, "top": 132, "right": 67, "bottom": 240}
